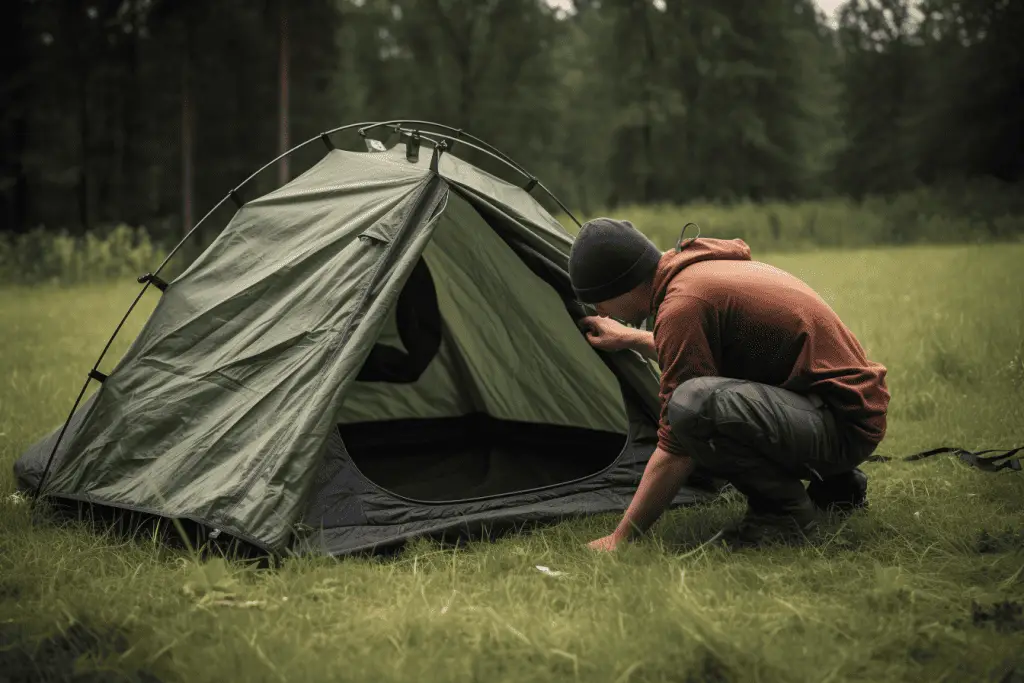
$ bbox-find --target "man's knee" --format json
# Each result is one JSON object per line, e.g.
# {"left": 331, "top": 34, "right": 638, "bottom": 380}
{"left": 669, "top": 377, "right": 844, "bottom": 476}
{"left": 666, "top": 376, "right": 742, "bottom": 440}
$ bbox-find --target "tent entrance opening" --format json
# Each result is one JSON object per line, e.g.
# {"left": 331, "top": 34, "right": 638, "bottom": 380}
{"left": 340, "top": 414, "right": 625, "bottom": 501}
{"left": 335, "top": 192, "right": 631, "bottom": 503}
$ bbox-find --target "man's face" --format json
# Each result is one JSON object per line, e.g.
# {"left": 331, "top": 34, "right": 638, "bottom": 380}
{"left": 593, "top": 287, "right": 649, "bottom": 327}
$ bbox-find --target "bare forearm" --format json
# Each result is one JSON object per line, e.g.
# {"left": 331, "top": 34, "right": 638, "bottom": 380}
{"left": 612, "top": 447, "right": 696, "bottom": 541}
{"left": 626, "top": 329, "right": 658, "bottom": 362}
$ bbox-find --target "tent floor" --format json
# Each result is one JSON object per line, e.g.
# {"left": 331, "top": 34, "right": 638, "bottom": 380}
{"left": 339, "top": 413, "right": 627, "bottom": 502}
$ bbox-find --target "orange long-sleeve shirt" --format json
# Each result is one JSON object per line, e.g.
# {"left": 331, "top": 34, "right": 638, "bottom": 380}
{"left": 650, "top": 238, "right": 890, "bottom": 456}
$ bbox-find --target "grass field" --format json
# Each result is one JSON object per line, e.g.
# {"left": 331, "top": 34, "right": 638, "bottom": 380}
{"left": 1, "top": 243, "right": 1023, "bottom": 683}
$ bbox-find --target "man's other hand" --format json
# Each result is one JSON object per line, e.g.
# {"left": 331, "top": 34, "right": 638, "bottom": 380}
{"left": 586, "top": 533, "right": 625, "bottom": 552}
{"left": 579, "top": 316, "right": 636, "bottom": 352}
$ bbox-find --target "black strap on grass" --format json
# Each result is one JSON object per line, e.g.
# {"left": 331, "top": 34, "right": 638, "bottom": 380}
{"left": 867, "top": 447, "right": 1023, "bottom": 472}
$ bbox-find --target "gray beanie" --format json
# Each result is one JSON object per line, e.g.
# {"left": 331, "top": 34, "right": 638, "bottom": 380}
{"left": 568, "top": 218, "right": 662, "bottom": 304}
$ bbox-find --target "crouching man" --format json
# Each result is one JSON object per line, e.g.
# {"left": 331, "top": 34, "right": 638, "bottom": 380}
{"left": 570, "top": 218, "right": 890, "bottom": 551}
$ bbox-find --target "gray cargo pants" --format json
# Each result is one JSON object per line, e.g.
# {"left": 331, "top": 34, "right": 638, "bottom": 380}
{"left": 667, "top": 377, "right": 878, "bottom": 515}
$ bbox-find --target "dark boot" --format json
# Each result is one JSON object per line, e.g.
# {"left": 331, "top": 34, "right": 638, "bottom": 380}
{"left": 806, "top": 467, "right": 869, "bottom": 515}
{"left": 713, "top": 469, "right": 821, "bottom": 550}
{"left": 716, "top": 494, "right": 819, "bottom": 550}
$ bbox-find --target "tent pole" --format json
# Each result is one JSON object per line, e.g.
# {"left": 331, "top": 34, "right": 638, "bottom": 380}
{"left": 385, "top": 125, "right": 582, "bottom": 228}
{"left": 31, "top": 120, "right": 381, "bottom": 499}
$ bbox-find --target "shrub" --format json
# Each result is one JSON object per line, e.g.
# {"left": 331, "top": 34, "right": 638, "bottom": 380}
{"left": 560, "top": 186, "right": 1024, "bottom": 252}
{"left": 3, "top": 185, "right": 1022, "bottom": 285}
{"left": 0, "top": 225, "right": 165, "bottom": 287}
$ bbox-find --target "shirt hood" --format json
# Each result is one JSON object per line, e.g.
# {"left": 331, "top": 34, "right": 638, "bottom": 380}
{"left": 650, "top": 237, "right": 752, "bottom": 310}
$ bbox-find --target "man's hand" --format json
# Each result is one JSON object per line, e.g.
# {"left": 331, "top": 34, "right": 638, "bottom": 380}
{"left": 587, "top": 533, "right": 625, "bottom": 552}
{"left": 587, "top": 449, "right": 696, "bottom": 552}
{"left": 578, "top": 316, "right": 658, "bottom": 361}
{"left": 579, "top": 316, "right": 643, "bottom": 353}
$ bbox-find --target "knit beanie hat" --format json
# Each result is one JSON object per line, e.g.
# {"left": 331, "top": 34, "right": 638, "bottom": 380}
{"left": 568, "top": 218, "right": 662, "bottom": 304}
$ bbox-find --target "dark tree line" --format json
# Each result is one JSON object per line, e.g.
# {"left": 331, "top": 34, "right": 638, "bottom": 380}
{"left": 1, "top": 0, "right": 1021, "bottom": 238}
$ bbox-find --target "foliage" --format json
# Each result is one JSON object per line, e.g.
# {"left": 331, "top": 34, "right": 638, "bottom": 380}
{"left": 2, "top": 181, "right": 1022, "bottom": 286}
{"left": 0, "top": 224, "right": 162, "bottom": 286}
{"left": 562, "top": 182, "right": 1024, "bottom": 251}
{"left": 2, "top": 0, "right": 1022, "bottom": 239}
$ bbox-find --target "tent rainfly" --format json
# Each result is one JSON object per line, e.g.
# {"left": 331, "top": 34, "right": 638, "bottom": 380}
{"left": 14, "top": 122, "right": 724, "bottom": 557}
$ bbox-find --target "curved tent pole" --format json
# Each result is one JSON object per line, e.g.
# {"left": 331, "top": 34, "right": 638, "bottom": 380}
{"left": 532, "top": 180, "right": 581, "bottom": 230}
{"left": 32, "top": 119, "right": 580, "bottom": 499}
{"left": 151, "top": 121, "right": 375, "bottom": 276}
{"left": 394, "top": 129, "right": 529, "bottom": 181}
{"left": 31, "top": 120, "right": 375, "bottom": 499}
{"left": 358, "top": 120, "right": 530, "bottom": 176}
{"left": 381, "top": 124, "right": 582, "bottom": 228}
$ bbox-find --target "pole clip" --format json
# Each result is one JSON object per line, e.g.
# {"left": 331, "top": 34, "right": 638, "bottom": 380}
{"left": 138, "top": 272, "right": 169, "bottom": 291}
{"left": 406, "top": 131, "right": 421, "bottom": 163}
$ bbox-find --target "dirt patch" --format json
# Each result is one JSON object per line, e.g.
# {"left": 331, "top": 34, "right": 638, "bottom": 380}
{"left": 908, "top": 645, "right": 936, "bottom": 664}
{"left": 0, "top": 621, "right": 161, "bottom": 683}
{"left": 977, "top": 528, "right": 1024, "bottom": 554}
{"left": 972, "top": 600, "right": 1024, "bottom": 633}
{"left": 0, "top": 579, "right": 24, "bottom": 601}
{"left": 989, "top": 658, "right": 1024, "bottom": 683}
{"left": 684, "top": 649, "right": 734, "bottom": 683}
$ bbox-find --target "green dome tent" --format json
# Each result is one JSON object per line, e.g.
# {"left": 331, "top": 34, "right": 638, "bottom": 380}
{"left": 14, "top": 121, "right": 724, "bottom": 558}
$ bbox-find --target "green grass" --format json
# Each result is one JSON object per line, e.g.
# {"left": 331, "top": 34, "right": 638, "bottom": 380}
{"left": 1, "top": 243, "right": 1023, "bottom": 683}
{"left": 558, "top": 195, "right": 1024, "bottom": 252}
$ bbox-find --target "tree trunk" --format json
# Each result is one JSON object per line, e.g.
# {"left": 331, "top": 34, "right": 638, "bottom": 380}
{"left": 278, "top": 0, "right": 290, "bottom": 185}
{"left": 640, "top": 2, "right": 657, "bottom": 204}
{"left": 1, "top": 0, "right": 29, "bottom": 233}
{"left": 429, "top": 0, "right": 475, "bottom": 125}
{"left": 182, "top": 20, "right": 194, "bottom": 236}
{"left": 119, "top": 0, "right": 141, "bottom": 227}
{"left": 78, "top": 48, "right": 91, "bottom": 232}
{"left": 459, "top": 49, "right": 474, "bottom": 124}
{"left": 12, "top": 118, "right": 29, "bottom": 233}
